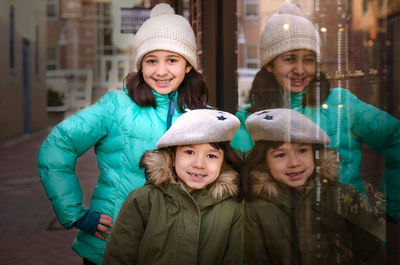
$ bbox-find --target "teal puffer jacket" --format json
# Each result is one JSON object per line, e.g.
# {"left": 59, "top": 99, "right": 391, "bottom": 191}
{"left": 231, "top": 87, "right": 400, "bottom": 220}
{"left": 38, "top": 89, "right": 182, "bottom": 264}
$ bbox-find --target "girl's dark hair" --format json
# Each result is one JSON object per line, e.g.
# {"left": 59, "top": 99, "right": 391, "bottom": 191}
{"left": 124, "top": 68, "right": 209, "bottom": 112}
{"left": 246, "top": 67, "right": 331, "bottom": 113}
{"left": 169, "top": 142, "right": 244, "bottom": 200}
{"left": 243, "top": 141, "right": 324, "bottom": 201}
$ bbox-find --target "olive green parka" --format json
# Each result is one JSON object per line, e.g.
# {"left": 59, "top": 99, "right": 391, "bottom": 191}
{"left": 245, "top": 149, "right": 385, "bottom": 265}
{"left": 103, "top": 149, "right": 244, "bottom": 265}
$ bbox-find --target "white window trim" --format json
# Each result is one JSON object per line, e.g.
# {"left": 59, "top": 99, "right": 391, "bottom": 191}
{"left": 244, "top": 0, "right": 259, "bottom": 19}
{"left": 47, "top": 0, "right": 59, "bottom": 20}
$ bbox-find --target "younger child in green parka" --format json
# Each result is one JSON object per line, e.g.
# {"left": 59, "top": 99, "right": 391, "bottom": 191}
{"left": 243, "top": 108, "right": 385, "bottom": 265}
{"left": 103, "top": 109, "right": 244, "bottom": 265}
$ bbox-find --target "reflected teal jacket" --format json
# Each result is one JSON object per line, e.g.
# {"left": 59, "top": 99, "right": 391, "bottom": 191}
{"left": 38, "top": 89, "right": 182, "bottom": 264}
{"left": 231, "top": 87, "right": 400, "bottom": 220}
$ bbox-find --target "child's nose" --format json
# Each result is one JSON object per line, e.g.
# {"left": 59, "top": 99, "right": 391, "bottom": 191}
{"left": 288, "top": 155, "right": 301, "bottom": 167}
{"left": 292, "top": 62, "right": 305, "bottom": 75}
{"left": 156, "top": 63, "right": 168, "bottom": 76}
{"left": 192, "top": 156, "right": 205, "bottom": 168}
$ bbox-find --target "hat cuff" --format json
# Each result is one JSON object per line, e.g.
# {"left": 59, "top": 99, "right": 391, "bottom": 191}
{"left": 135, "top": 39, "right": 197, "bottom": 71}
{"left": 260, "top": 39, "right": 319, "bottom": 67}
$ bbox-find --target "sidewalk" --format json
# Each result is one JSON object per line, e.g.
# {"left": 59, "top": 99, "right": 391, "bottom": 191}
{"left": 0, "top": 129, "right": 98, "bottom": 265}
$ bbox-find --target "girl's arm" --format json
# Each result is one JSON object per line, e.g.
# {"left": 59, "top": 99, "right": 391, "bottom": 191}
{"left": 349, "top": 90, "right": 400, "bottom": 222}
{"left": 37, "top": 92, "right": 116, "bottom": 229}
{"left": 222, "top": 202, "right": 245, "bottom": 265}
{"left": 102, "top": 189, "right": 148, "bottom": 265}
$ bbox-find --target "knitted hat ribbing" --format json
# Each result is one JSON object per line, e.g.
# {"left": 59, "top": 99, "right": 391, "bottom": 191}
{"left": 133, "top": 3, "right": 197, "bottom": 71}
{"left": 259, "top": 3, "right": 320, "bottom": 68}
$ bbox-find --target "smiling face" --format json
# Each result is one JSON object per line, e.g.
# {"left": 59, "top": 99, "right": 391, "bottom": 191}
{"left": 141, "top": 50, "right": 192, "bottom": 95}
{"left": 174, "top": 143, "right": 224, "bottom": 193}
{"left": 266, "top": 142, "right": 315, "bottom": 189}
{"left": 265, "top": 49, "right": 316, "bottom": 94}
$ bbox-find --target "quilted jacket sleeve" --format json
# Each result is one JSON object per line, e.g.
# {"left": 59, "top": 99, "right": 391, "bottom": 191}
{"left": 37, "top": 92, "right": 116, "bottom": 229}
{"left": 347, "top": 89, "right": 400, "bottom": 221}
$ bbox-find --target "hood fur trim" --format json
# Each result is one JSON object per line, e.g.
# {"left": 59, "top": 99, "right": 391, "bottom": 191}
{"left": 250, "top": 148, "right": 338, "bottom": 199}
{"left": 140, "top": 149, "right": 239, "bottom": 199}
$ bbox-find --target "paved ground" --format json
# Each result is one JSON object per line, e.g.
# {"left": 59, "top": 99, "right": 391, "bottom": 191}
{"left": 0, "top": 129, "right": 98, "bottom": 265}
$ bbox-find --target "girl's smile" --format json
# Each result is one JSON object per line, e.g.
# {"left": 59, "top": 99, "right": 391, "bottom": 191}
{"left": 142, "top": 50, "right": 192, "bottom": 95}
{"left": 174, "top": 143, "right": 224, "bottom": 193}
{"left": 265, "top": 49, "right": 316, "bottom": 94}
{"left": 266, "top": 142, "right": 315, "bottom": 189}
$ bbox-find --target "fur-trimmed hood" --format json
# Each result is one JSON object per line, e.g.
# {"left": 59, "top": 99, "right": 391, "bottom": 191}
{"left": 140, "top": 149, "right": 240, "bottom": 199}
{"left": 249, "top": 148, "right": 339, "bottom": 199}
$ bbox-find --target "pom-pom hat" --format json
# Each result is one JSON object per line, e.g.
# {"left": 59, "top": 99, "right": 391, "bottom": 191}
{"left": 156, "top": 109, "right": 240, "bottom": 148}
{"left": 245, "top": 108, "right": 330, "bottom": 145}
{"left": 133, "top": 3, "right": 197, "bottom": 71}
{"left": 259, "top": 3, "right": 320, "bottom": 68}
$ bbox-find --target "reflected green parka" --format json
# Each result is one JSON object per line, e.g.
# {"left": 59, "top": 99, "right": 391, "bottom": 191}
{"left": 244, "top": 149, "right": 386, "bottom": 265}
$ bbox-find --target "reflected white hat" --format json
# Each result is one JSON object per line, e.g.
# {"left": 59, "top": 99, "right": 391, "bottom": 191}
{"left": 259, "top": 3, "right": 320, "bottom": 67}
{"left": 133, "top": 3, "right": 197, "bottom": 71}
{"left": 245, "top": 108, "right": 330, "bottom": 145}
{"left": 156, "top": 109, "right": 240, "bottom": 148}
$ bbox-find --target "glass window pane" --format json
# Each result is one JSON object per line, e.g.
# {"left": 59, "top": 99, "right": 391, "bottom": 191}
{"left": 237, "top": 1, "right": 399, "bottom": 263}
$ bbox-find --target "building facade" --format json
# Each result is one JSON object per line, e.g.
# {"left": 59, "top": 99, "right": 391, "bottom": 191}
{"left": 0, "top": 0, "right": 48, "bottom": 143}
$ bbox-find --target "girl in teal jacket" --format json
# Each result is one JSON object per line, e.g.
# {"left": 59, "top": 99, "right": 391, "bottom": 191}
{"left": 38, "top": 4, "right": 209, "bottom": 265}
{"left": 103, "top": 109, "right": 244, "bottom": 265}
{"left": 231, "top": 3, "right": 400, "bottom": 222}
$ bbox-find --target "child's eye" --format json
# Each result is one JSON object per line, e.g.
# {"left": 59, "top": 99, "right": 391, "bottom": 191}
{"left": 304, "top": 57, "right": 316, "bottom": 64}
{"left": 298, "top": 148, "right": 310, "bottom": 154}
{"left": 274, "top": 153, "right": 286, "bottom": 158}
{"left": 207, "top": 154, "right": 218, "bottom": 159}
{"left": 283, "top": 57, "right": 295, "bottom": 63}
{"left": 184, "top": 150, "right": 194, "bottom": 155}
{"left": 145, "top": 59, "right": 156, "bottom": 64}
{"left": 168, "top": 58, "right": 177, "bottom": 63}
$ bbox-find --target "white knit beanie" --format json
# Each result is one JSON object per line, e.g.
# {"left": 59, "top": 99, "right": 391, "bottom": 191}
{"left": 133, "top": 3, "right": 197, "bottom": 71}
{"left": 156, "top": 109, "right": 240, "bottom": 148}
{"left": 259, "top": 3, "right": 320, "bottom": 68}
{"left": 245, "top": 108, "right": 330, "bottom": 145}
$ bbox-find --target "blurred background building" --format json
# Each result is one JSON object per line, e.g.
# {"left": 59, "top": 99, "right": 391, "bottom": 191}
{"left": 0, "top": 0, "right": 47, "bottom": 141}
{"left": 1, "top": 0, "right": 399, "bottom": 139}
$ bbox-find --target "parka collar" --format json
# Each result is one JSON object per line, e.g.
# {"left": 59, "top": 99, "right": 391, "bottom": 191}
{"left": 122, "top": 86, "right": 179, "bottom": 107}
{"left": 280, "top": 89, "right": 305, "bottom": 108}
{"left": 140, "top": 149, "right": 240, "bottom": 202}
{"left": 152, "top": 89, "right": 179, "bottom": 107}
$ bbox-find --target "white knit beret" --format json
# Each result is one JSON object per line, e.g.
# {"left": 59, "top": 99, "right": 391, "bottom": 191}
{"left": 259, "top": 3, "right": 320, "bottom": 67}
{"left": 156, "top": 109, "right": 240, "bottom": 148}
{"left": 245, "top": 108, "right": 330, "bottom": 145}
{"left": 133, "top": 3, "right": 197, "bottom": 71}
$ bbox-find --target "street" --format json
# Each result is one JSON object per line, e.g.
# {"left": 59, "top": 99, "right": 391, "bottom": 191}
{"left": 0, "top": 130, "right": 98, "bottom": 265}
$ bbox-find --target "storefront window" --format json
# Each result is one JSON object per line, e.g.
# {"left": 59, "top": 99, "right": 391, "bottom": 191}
{"left": 237, "top": 1, "right": 400, "bottom": 263}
